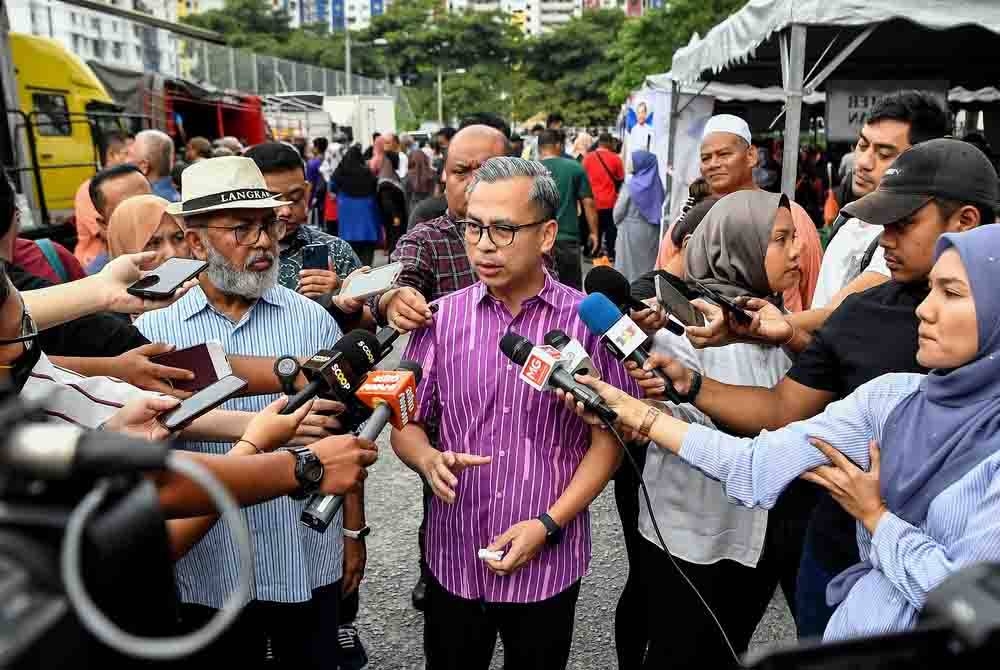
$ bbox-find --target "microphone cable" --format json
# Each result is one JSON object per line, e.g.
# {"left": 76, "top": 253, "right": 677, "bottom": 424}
{"left": 60, "top": 452, "right": 253, "bottom": 661}
{"left": 605, "top": 421, "right": 747, "bottom": 668}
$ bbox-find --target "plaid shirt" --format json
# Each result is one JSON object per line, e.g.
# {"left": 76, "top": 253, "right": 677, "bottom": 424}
{"left": 368, "top": 213, "right": 559, "bottom": 326}
{"left": 368, "top": 213, "right": 475, "bottom": 327}
{"left": 279, "top": 225, "right": 362, "bottom": 292}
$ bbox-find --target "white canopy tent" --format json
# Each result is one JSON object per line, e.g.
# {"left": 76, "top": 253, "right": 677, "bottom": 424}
{"left": 668, "top": 0, "right": 1000, "bottom": 196}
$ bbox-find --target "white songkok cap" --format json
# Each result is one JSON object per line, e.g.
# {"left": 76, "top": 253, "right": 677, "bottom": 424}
{"left": 701, "top": 114, "right": 752, "bottom": 145}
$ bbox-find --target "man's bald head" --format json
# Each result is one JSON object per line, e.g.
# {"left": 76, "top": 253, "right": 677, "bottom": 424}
{"left": 444, "top": 125, "right": 510, "bottom": 218}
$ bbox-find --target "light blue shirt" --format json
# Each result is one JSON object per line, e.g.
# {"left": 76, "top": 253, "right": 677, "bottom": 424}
{"left": 134, "top": 284, "right": 344, "bottom": 608}
{"left": 151, "top": 176, "right": 180, "bottom": 203}
{"left": 679, "top": 372, "right": 1000, "bottom": 642}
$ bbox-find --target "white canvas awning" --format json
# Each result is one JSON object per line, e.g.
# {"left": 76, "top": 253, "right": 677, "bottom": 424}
{"left": 672, "top": 0, "right": 1000, "bottom": 85}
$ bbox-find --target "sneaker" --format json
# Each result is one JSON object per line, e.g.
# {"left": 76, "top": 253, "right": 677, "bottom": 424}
{"left": 411, "top": 574, "right": 429, "bottom": 612}
{"left": 337, "top": 624, "right": 368, "bottom": 670}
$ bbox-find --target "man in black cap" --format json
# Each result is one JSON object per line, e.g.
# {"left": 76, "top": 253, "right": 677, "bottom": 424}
{"left": 632, "top": 137, "right": 997, "bottom": 647}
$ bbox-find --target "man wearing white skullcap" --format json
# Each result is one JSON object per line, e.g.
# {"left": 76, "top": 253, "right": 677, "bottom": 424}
{"left": 696, "top": 113, "right": 823, "bottom": 311}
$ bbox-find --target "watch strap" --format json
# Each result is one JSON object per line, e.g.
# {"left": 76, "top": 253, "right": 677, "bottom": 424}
{"left": 282, "top": 447, "right": 322, "bottom": 499}
{"left": 537, "top": 513, "right": 561, "bottom": 545}
{"left": 343, "top": 525, "right": 371, "bottom": 540}
{"left": 676, "top": 370, "right": 703, "bottom": 405}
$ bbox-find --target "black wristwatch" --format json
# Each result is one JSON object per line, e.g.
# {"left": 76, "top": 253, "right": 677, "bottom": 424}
{"left": 282, "top": 447, "right": 324, "bottom": 499}
{"left": 676, "top": 370, "right": 703, "bottom": 404}
{"left": 536, "top": 513, "right": 563, "bottom": 546}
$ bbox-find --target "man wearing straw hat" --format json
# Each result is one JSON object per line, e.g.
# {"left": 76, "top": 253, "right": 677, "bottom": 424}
{"left": 134, "top": 156, "right": 357, "bottom": 667}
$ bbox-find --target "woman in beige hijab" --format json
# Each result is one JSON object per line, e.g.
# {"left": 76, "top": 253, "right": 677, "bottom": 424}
{"left": 107, "top": 194, "right": 189, "bottom": 271}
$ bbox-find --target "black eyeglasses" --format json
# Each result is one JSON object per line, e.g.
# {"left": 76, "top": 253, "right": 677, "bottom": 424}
{"left": 192, "top": 219, "right": 287, "bottom": 246}
{"left": 0, "top": 292, "right": 38, "bottom": 348}
{"left": 458, "top": 218, "right": 548, "bottom": 248}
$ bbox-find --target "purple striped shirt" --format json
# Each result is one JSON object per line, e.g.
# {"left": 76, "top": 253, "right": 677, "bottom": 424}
{"left": 402, "top": 272, "right": 641, "bottom": 603}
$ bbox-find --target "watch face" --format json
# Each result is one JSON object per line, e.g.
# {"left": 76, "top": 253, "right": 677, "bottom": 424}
{"left": 276, "top": 357, "right": 299, "bottom": 377}
{"left": 303, "top": 458, "right": 324, "bottom": 484}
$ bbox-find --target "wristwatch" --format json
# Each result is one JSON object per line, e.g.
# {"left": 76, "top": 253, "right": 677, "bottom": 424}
{"left": 343, "top": 525, "right": 371, "bottom": 540}
{"left": 536, "top": 513, "right": 563, "bottom": 546}
{"left": 676, "top": 370, "right": 703, "bottom": 405}
{"left": 282, "top": 447, "right": 324, "bottom": 499}
{"left": 274, "top": 356, "right": 301, "bottom": 396}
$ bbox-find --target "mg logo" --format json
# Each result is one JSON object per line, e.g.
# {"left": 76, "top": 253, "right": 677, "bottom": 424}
{"left": 523, "top": 354, "right": 551, "bottom": 386}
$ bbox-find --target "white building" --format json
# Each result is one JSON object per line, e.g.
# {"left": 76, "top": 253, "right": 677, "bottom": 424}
{"left": 447, "top": 0, "right": 636, "bottom": 36}
{"left": 9, "top": 0, "right": 180, "bottom": 75}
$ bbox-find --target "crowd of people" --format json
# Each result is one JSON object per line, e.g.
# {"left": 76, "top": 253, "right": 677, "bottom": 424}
{"left": 2, "top": 85, "right": 999, "bottom": 670}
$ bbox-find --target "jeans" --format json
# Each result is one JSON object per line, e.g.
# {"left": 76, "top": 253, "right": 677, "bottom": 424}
{"left": 795, "top": 524, "right": 842, "bottom": 640}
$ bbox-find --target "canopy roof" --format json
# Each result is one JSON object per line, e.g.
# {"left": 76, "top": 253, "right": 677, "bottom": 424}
{"left": 671, "top": 0, "right": 1000, "bottom": 89}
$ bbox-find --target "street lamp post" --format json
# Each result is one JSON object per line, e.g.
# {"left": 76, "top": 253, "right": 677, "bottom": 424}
{"left": 436, "top": 66, "right": 466, "bottom": 126}
{"left": 344, "top": 32, "right": 387, "bottom": 96}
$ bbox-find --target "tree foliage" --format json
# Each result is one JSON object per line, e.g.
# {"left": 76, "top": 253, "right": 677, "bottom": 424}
{"left": 181, "top": 0, "right": 744, "bottom": 127}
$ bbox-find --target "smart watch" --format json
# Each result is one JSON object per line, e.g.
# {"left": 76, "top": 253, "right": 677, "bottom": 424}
{"left": 536, "top": 513, "right": 563, "bottom": 546}
{"left": 282, "top": 447, "right": 324, "bottom": 499}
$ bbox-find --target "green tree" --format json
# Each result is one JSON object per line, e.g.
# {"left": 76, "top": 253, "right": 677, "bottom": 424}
{"left": 518, "top": 9, "right": 625, "bottom": 127}
{"left": 607, "top": 0, "right": 744, "bottom": 104}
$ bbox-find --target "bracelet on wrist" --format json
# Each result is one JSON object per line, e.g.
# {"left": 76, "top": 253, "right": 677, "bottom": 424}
{"left": 237, "top": 438, "right": 263, "bottom": 454}
{"left": 780, "top": 325, "right": 797, "bottom": 347}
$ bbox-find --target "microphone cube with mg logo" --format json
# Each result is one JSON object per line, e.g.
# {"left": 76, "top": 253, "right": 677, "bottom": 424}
{"left": 518, "top": 345, "right": 562, "bottom": 391}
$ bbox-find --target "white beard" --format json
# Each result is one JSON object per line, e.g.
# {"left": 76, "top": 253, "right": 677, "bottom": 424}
{"left": 203, "top": 242, "right": 278, "bottom": 300}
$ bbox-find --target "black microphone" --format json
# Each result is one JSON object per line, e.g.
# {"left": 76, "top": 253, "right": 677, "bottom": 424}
{"left": 578, "top": 293, "right": 683, "bottom": 405}
{"left": 280, "top": 329, "right": 382, "bottom": 417}
{"left": 300, "top": 361, "right": 424, "bottom": 532}
{"left": 500, "top": 332, "right": 617, "bottom": 424}
{"left": 585, "top": 265, "right": 684, "bottom": 336}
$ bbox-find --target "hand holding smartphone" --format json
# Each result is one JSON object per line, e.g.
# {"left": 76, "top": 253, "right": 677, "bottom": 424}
{"left": 127, "top": 257, "right": 208, "bottom": 300}
{"left": 340, "top": 262, "right": 404, "bottom": 300}
{"left": 156, "top": 375, "right": 248, "bottom": 431}
{"left": 301, "top": 243, "right": 330, "bottom": 271}
{"left": 690, "top": 278, "right": 754, "bottom": 326}
{"left": 655, "top": 274, "right": 705, "bottom": 327}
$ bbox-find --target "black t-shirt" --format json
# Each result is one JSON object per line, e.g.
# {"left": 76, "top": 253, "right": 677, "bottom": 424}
{"left": 10, "top": 265, "right": 150, "bottom": 357}
{"left": 409, "top": 195, "right": 447, "bottom": 228}
{"left": 788, "top": 280, "right": 929, "bottom": 572}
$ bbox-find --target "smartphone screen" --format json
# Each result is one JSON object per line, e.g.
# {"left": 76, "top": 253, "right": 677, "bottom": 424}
{"left": 157, "top": 375, "right": 248, "bottom": 431}
{"left": 302, "top": 243, "right": 329, "bottom": 270}
{"left": 690, "top": 278, "right": 754, "bottom": 326}
{"left": 340, "top": 262, "right": 404, "bottom": 300}
{"left": 655, "top": 274, "right": 704, "bottom": 327}
{"left": 127, "top": 257, "right": 208, "bottom": 300}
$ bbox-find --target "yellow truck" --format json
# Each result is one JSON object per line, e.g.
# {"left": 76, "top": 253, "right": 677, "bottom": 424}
{"left": 7, "top": 32, "right": 124, "bottom": 229}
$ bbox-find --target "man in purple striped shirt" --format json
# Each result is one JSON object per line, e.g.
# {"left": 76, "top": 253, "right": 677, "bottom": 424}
{"left": 393, "top": 157, "right": 641, "bottom": 669}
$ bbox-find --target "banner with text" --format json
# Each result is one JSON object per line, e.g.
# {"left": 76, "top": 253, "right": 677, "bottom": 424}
{"left": 826, "top": 80, "right": 949, "bottom": 142}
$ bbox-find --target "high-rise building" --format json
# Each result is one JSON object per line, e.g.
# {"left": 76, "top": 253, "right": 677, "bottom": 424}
{"left": 328, "top": 0, "right": 387, "bottom": 31}
{"left": 9, "top": 0, "right": 180, "bottom": 75}
{"left": 449, "top": 0, "right": 644, "bottom": 37}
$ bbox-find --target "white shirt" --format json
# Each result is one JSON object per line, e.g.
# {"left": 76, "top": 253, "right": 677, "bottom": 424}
{"left": 396, "top": 150, "right": 408, "bottom": 181}
{"left": 629, "top": 123, "right": 654, "bottom": 153}
{"left": 811, "top": 217, "right": 890, "bottom": 309}
{"left": 22, "top": 352, "right": 151, "bottom": 428}
{"left": 639, "top": 328, "right": 792, "bottom": 567}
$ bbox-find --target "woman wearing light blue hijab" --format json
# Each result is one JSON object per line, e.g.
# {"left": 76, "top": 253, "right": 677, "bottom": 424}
{"left": 613, "top": 150, "right": 664, "bottom": 282}
{"left": 575, "top": 224, "right": 1000, "bottom": 642}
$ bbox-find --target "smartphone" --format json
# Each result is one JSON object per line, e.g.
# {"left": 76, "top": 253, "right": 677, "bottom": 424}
{"left": 655, "top": 274, "right": 704, "bottom": 327}
{"left": 127, "top": 257, "right": 208, "bottom": 300}
{"left": 690, "top": 278, "right": 754, "bottom": 326}
{"left": 156, "top": 375, "right": 248, "bottom": 431}
{"left": 340, "top": 262, "right": 404, "bottom": 300}
{"left": 150, "top": 340, "right": 232, "bottom": 393}
{"left": 302, "top": 243, "right": 329, "bottom": 270}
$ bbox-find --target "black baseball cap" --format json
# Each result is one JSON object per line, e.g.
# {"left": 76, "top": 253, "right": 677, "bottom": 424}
{"left": 842, "top": 138, "right": 999, "bottom": 226}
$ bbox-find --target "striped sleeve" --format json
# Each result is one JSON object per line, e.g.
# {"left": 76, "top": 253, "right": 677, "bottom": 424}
{"left": 678, "top": 374, "right": 921, "bottom": 509}
{"left": 401, "top": 322, "right": 439, "bottom": 428}
{"left": 869, "top": 458, "right": 1000, "bottom": 610}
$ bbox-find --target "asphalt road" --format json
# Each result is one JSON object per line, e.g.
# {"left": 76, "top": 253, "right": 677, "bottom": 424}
{"left": 350, "top": 332, "right": 798, "bottom": 669}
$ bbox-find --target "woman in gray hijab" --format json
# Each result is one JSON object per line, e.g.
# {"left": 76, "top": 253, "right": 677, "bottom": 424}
{"left": 628, "top": 189, "right": 804, "bottom": 669}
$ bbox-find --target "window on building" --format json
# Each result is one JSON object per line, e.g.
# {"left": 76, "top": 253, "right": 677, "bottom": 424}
{"left": 112, "top": 21, "right": 118, "bottom": 32}
{"left": 32, "top": 93, "right": 72, "bottom": 136}
{"left": 71, "top": 12, "right": 77, "bottom": 24}
{"left": 72, "top": 34, "right": 81, "bottom": 52}
{"left": 93, "top": 40, "right": 105, "bottom": 59}
{"left": 112, "top": 42, "right": 123, "bottom": 59}
{"left": 91, "top": 17, "right": 100, "bottom": 31}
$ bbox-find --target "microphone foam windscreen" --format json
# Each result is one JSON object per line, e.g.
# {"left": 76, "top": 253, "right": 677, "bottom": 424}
{"left": 398, "top": 360, "right": 424, "bottom": 387}
{"left": 584, "top": 265, "right": 632, "bottom": 307}
{"left": 499, "top": 331, "right": 532, "bottom": 365}
{"left": 334, "top": 329, "right": 382, "bottom": 375}
{"left": 579, "top": 293, "right": 624, "bottom": 336}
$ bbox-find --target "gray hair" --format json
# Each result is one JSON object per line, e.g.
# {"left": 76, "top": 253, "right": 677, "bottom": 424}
{"left": 466, "top": 157, "right": 560, "bottom": 220}
{"left": 135, "top": 129, "right": 174, "bottom": 177}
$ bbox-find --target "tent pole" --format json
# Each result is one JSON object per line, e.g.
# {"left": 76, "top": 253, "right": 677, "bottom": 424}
{"left": 662, "top": 78, "right": 680, "bottom": 241}
{"left": 781, "top": 24, "right": 806, "bottom": 199}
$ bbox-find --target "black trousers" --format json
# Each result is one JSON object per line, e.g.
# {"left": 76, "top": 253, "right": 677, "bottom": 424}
{"left": 423, "top": 576, "right": 581, "bottom": 670}
{"left": 638, "top": 482, "right": 814, "bottom": 669}
{"left": 176, "top": 580, "right": 341, "bottom": 669}
{"left": 553, "top": 238, "right": 583, "bottom": 291}
{"left": 598, "top": 208, "right": 616, "bottom": 260}
{"left": 615, "top": 441, "right": 650, "bottom": 669}
{"left": 349, "top": 241, "right": 377, "bottom": 267}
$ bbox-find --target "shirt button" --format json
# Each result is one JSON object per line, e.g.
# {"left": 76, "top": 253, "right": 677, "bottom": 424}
{"left": 498, "top": 450, "right": 505, "bottom": 457}
{"left": 506, "top": 364, "right": 513, "bottom": 371}
{"left": 502, "top": 406, "right": 511, "bottom": 414}
{"left": 496, "top": 491, "right": 503, "bottom": 499}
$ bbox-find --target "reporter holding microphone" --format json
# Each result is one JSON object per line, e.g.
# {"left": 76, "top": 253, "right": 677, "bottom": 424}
{"left": 565, "top": 225, "right": 1000, "bottom": 644}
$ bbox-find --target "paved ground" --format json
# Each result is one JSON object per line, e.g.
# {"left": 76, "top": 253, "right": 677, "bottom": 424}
{"left": 350, "top": 330, "right": 798, "bottom": 669}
